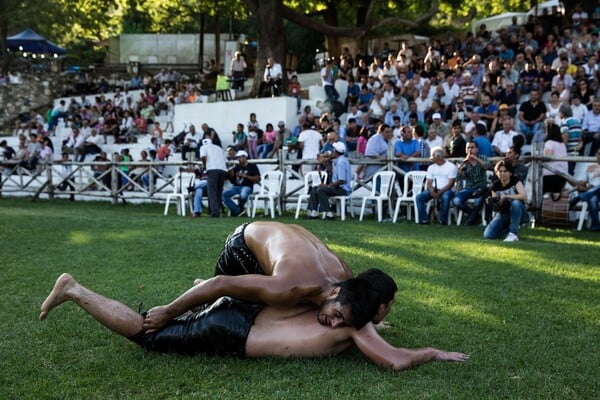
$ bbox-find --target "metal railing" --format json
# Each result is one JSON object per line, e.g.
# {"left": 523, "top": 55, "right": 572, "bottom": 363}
{"left": 1, "top": 150, "right": 596, "bottom": 221}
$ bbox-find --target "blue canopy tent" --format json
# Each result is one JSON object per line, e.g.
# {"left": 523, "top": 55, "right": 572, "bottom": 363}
{"left": 7, "top": 29, "right": 66, "bottom": 55}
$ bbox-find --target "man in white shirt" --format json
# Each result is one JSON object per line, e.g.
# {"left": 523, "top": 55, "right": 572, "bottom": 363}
{"left": 62, "top": 127, "right": 85, "bottom": 160}
{"left": 79, "top": 119, "right": 92, "bottom": 139}
{"left": 346, "top": 105, "right": 363, "bottom": 126}
{"left": 381, "top": 81, "right": 397, "bottom": 109}
{"left": 200, "top": 138, "right": 228, "bottom": 218}
{"left": 230, "top": 51, "right": 247, "bottom": 91}
{"left": 492, "top": 118, "right": 519, "bottom": 156}
{"left": 415, "top": 146, "right": 457, "bottom": 225}
{"left": 571, "top": 95, "right": 588, "bottom": 122}
{"left": 78, "top": 128, "right": 103, "bottom": 162}
{"left": 298, "top": 124, "right": 323, "bottom": 175}
{"left": 260, "top": 57, "right": 283, "bottom": 97}
{"left": 368, "top": 89, "right": 386, "bottom": 123}
{"left": 182, "top": 124, "right": 200, "bottom": 161}
{"left": 426, "top": 125, "right": 444, "bottom": 150}
{"left": 414, "top": 86, "right": 433, "bottom": 122}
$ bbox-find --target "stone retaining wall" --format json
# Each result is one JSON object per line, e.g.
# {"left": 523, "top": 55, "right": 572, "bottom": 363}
{"left": 0, "top": 72, "right": 70, "bottom": 134}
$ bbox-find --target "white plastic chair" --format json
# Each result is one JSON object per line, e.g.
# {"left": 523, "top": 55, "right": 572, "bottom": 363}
{"left": 164, "top": 172, "right": 195, "bottom": 216}
{"left": 250, "top": 170, "right": 284, "bottom": 218}
{"left": 294, "top": 170, "right": 327, "bottom": 219}
{"left": 573, "top": 197, "right": 598, "bottom": 231}
{"left": 393, "top": 171, "right": 427, "bottom": 223}
{"left": 328, "top": 172, "right": 357, "bottom": 221}
{"left": 359, "top": 171, "right": 396, "bottom": 222}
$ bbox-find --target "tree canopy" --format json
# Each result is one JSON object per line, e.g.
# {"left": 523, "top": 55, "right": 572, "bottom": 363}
{"left": 1, "top": 0, "right": 595, "bottom": 78}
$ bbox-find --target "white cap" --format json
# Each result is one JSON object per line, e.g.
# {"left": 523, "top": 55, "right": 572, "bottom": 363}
{"left": 235, "top": 150, "right": 248, "bottom": 158}
{"left": 332, "top": 141, "right": 346, "bottom": 154}
{"left": 202, "top": 138, "right": 212, "bottom": 145}
{"left": 432, "top": 112, "right": 441, "bottom": 119}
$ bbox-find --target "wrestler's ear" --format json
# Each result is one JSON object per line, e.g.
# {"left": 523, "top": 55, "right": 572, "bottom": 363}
{"left": 329, "top": 286, "right": 341, "bottom": 297}
{"left": 373, "top": 299, "right": 395, "bottom": 323}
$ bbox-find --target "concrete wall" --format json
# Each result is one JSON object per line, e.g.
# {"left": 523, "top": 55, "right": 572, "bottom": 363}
{"left": 174, "top": 97, "right": 300, "bottom": 147}
{"left": 115, "top": 34, "right": 237, "bottom": 67}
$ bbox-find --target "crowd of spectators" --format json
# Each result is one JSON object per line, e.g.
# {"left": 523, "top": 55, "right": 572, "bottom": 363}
{"left": 2, "top": 4, "right": 600, "bottom": 233}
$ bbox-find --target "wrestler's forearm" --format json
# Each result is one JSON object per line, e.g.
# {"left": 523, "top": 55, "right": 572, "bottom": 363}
{"left": 388, "top": 347, "right": 441, "bottom": 370}
{"left": 163, "top": 274, "right": 291, "bottom": 315}
{"left": 353, "top": 326, "right": 468, "bottom": 371}
{"left": 164, "top": 277, "right": 228, "bottom": 316}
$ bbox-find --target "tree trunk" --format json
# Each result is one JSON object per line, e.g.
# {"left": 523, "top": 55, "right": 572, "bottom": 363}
{"left": 199, "top": 13, "right": 205, "bottom": 69}
{"left": 243, "top": 0, "right": 286, "bottom": 97}
{"left": 0, "top": 0, "right": 9, "bottom": 75}
{"left": 214, "top": 13, "right": 221, "bottom": 73}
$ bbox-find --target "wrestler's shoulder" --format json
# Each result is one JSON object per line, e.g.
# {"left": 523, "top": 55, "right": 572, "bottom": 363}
{"left": 246, "top": 221, "right": 302, "bottom": 230}
{"left": 246, "top": 221, "right": 309, "bottom": 237}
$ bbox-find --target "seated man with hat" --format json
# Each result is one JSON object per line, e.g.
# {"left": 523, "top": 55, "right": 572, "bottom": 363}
{"left": 222, "top": 150, "right": 261, "bottom": 217}
{"left": 307, "top": 141, "right": 352, "bottom": 220}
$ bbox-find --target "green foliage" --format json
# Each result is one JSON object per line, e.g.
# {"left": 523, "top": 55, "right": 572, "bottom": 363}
{"left": 2, "top": 0, "right": 536, "bottom": 60}
{"left": 1, "top": 198, "right": 599, "bottom": 399}
{"left": 437, "top": 0, "right": 530, "bottom": 28}
{"left": 128, "top": 0, "right": 248, "bottom": 33}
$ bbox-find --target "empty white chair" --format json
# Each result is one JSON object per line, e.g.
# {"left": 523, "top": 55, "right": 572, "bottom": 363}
{"left": 393, "top": 171, "right": 427, "bottom": 223}
{"left": 164, "top": 172, "right": 195, "bottom": 216}
{"left": 359, "top": 171, "right": 396, "bottom": 222}
{"left": 250, "top": 170, "right": 284, "bottom": 218}
{"left": 295, "top": 170, "right": 327, "bottom": 219}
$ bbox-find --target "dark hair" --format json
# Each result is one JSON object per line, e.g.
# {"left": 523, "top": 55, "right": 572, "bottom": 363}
{"left": 413, "top": 125, "right": 425, "bottom": 137}
{"left": 546, "top": 123, "right": 562, "bottom": 143}
{"left": 475, "top": 123, "right": 487, "bottom": 136}
{"left": 494, "top": 159, "right": 514, "bottom": 174}
{"left": 335, "top": 279, "right": 381, "bottom": 329}
{"left": 356, "top": 268, "right": 397, "bottom": 305}
{"left": 512, "top": 134, "right": 525, "bottom": 150}
{"left": 508, "top": 145, "right": 521, "bottom": 156}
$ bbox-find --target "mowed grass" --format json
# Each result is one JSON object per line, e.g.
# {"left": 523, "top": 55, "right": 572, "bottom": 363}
{"left": 1, "top": 197, "right": 598, "bottom": 400}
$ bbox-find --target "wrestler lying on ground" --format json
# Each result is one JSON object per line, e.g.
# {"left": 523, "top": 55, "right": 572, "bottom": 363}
{"left": 144, "top": 221, "right": 397, "bottom": 332}
{"left": 39, "top": 273, "right": 469, "bottom": 371}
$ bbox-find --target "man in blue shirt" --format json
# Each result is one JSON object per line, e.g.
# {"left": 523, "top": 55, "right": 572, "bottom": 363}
{"left": 365, "top": 124, "right": 392, "bottom": 179}
{"left": 308, "top": 142, "right": 352, "bottom": 220}
{"left": 472, "top": 124, "right": 493, "bottom": 158}
{"left": 394, "top": 125, "right": 420, "bottom": 173}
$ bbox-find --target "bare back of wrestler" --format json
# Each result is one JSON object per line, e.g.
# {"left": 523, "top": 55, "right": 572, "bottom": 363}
{"left": 247, "top": 306, "right": 469, "bottom": 370}
{"left": 143, "top": 222, "right": 371, "bottom": 332}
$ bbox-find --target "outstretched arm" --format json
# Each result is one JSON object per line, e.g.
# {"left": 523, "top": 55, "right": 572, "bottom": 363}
{"left": 351, "top": 324, "right": 469, "bottom": 371}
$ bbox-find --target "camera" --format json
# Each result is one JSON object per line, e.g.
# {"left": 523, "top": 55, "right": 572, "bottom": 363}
{"left": 488, "top": 195, "right": 509, "bottom": 213}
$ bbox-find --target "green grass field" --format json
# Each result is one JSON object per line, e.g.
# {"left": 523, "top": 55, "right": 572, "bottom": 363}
{"left": 1, "top": 197, "right": 598, "bottom": 399}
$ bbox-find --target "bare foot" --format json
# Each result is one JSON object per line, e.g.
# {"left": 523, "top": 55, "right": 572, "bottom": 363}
{"left": 192, "top": 278, "right": 205, "bottom": 286}
{"left": 39, "top": 273, "right": 75, "bottom": 321}
{"left": 143, "top": 306, "right": 175, "bottom": 332}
